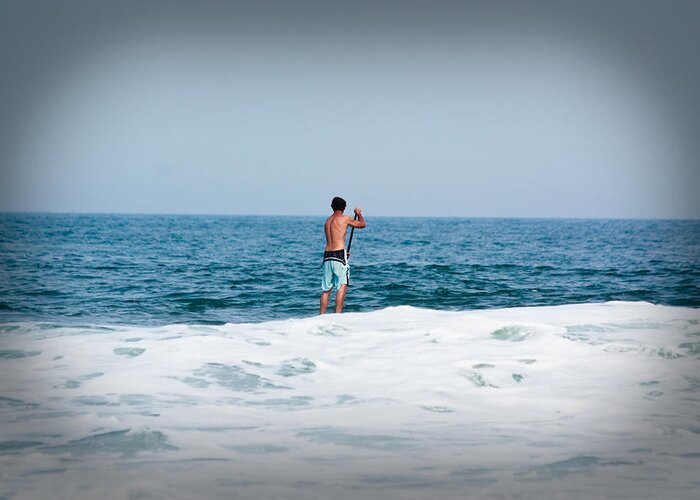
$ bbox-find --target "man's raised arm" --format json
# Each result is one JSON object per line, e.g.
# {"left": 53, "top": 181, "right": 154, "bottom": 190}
{"left": 348, "top": 208, "right": 366, "bottom": 228}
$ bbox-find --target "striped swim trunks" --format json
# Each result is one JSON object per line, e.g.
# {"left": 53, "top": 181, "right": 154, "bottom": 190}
{"left": 321, "top": 249, "right": 349, "bottom": 291}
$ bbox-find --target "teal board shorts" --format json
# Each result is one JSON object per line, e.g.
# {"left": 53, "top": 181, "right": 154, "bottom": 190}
{"left": 322, "top": 249, "right": 349, "bottom": 291}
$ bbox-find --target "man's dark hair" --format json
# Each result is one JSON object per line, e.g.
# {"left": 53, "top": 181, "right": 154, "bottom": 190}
{"left": 331, "top": 197, "right": 347, "bottom": 211}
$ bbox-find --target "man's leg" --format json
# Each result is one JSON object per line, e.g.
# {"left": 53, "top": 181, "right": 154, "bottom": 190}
{"left": 334, "top": 284, "right": 347, "bottom": 313}
{"left": 320, "top": 290, "right": 331, "bottom": 315}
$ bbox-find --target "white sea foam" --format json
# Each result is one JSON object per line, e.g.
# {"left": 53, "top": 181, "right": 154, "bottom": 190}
{"left": 1, "top": 301, "right": 699, "bottom": 499}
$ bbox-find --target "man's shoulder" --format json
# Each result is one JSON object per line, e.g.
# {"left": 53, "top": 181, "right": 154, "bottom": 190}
{"left": 329, "top": 214, "right": 352, "bottom": 223}
{"left": 340, "top": 215, "right": 355, "bottom": 227}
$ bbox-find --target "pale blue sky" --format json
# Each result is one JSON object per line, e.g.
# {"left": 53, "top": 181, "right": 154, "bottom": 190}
{"left": 1, "top": 1, "right": 699, "bottom": 218}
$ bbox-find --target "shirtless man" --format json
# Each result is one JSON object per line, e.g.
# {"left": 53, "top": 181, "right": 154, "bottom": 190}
{"left": 320, "top": 196, "right": 366, "bottom": 314}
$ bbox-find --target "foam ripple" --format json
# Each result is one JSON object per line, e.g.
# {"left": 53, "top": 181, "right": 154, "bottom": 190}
{"left": 1, "top": 301, "right": 699, "bottom": 499}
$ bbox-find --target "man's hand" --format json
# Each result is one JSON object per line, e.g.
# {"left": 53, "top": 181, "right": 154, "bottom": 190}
{"left": 354, "top": 207, "right": 362, "bottom": 216}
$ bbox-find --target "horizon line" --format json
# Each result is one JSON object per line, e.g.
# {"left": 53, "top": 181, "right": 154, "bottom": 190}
{"left": 1, "top": 209, "right": 698, "bottom": 222}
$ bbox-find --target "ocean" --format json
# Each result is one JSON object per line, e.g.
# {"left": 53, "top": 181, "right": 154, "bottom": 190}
{"left": 1, "top": 213, "right": 699, "bottom": 499}
{"left": 1, "top": 214, "right": 698, "bottom": 324}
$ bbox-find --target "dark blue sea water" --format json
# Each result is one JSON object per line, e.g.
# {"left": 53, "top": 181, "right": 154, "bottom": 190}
{"left": 0, "top": 213, "right": 698, "bottom": 325}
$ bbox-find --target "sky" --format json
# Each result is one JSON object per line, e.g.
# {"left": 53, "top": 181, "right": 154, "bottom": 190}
{"left": 1, "top": 0, "right": 699, "bottom": 218}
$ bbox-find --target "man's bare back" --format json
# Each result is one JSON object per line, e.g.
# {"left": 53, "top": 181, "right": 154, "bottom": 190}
{"left": 324, "top": 209, "right": 365, "bottom": 251}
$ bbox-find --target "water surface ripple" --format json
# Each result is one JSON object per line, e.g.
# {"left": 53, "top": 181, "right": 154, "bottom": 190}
{"left": 0, "top": 214, "right": 698, "bottom": 324}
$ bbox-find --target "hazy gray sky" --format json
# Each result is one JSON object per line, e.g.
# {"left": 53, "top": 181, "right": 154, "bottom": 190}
{"left": 1, "top": 0, "right": 699, "bottom": 218}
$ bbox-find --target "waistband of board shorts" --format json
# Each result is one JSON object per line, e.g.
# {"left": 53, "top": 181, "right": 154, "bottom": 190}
{"left": 323, "top": 248, "right": 347, "bottom": 264}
